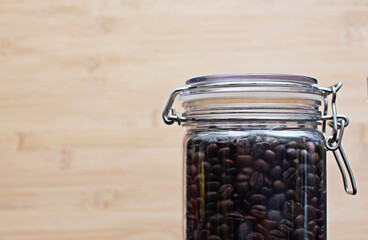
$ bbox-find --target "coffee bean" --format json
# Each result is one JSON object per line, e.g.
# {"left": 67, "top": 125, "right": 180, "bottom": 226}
{"left": 292, "top": 228, "right": 314, "bottom": 240}
{"left": 246, "top": 232, "right": 264, "bottom": 240}
{"left": 210, "top": 157, "right": 221, "bottom": 166}
{"left": 241, "top": 167, "right": 255, "bottom": 176}
{"left": 251, "top": 205, "right": 267, "bottom": 218}
{"left": 198, "top": 230, "right": 210, "bottom": 240}
{"left": 273, "top": 180, "right": 286, "bottom": 193}
{"left": 256, "top": 223, "right": 268, "bottom": 236}
{"left": 237, "top": 140, "right": 251, "bottom": 155}
{"left": 217, "top": 223, "right": 229, "bottom": 238}
{"left": 207, "top": 182, "right": 221, "bottom": 191}
{"left": 260, "top": 187, "right": 273, "bottom": 197}
{"left": 209, "top": 213, "right": 224, "bottom": 225}
{"left": 267, "top": 210, "right": 282, "bottom": 221}
{"left": 279, "top": 219, "right": 294, "bottom": 233}
{"left": 211, "top": 164, "right": 224, "bottom": 175}
{"left": 249, "top": 172, "right": 264, "bottom": 190}
{"left": 273, "top": 144, "right": 285, "bottom": 160}
{"left": 283, "top": 167, "right": 297, "bottom": 187}
{"left": 206, "top": 144, "right": 219, "bottom": 158}
{"left": 226, "top": 211, "right": 243, "bottom": 222}
{"left": 218, "top": 184, "right": 234, "bottom": 199}
{"left": 237, "top": 173, "right": 249, "bottom": 182}
{"left": 268, "top": 193, "right": 286, "bottom": 210}
{"left": 305, "top": 205, "right": 316, "bottom": 221}
{"left": 250, "top": 194, "right": 267, "bottom": 205}
{"left": 286, "top": 141, "right": 298, "bottom": 149}
{"left": 207, "top": 235, "right": 221, "bottom": 240}
{"left": 251, "top": 143, "right": 265, "bottom": 159}
{"left": 283, "top": 200, "right": 297, "bottom": 219}
{"left": 286, "top": 148, "right": 297, "bottom": 160}
{"left": 295, "top": 214, "right": 305, "bottom": 228}
{"left": 269, "top": 166, "right": 282, "bottom": 180}
{"left": 218, "top": 147, "right": 231, "bottom": 160}
{"left": 218, "top": 200, "right": 234, "bottom": 213}
{"left": 254, "top": 159, "right": 270, "bottom": 173}
{"left": 236, "top": 155, "right": 253, "bottom": 168}
{"left": 238, "top": 222, "right": 250, "bottom": 238}
{"left": 269, "top": 229, "right": 285, "bottom": 240}
{"left": 235, "top": 181, "right": 249, "bottom": 195}
{"left": 264, "top": 150, "right": 276, "bottom": 163}
{"left": 286, "top": 189, "right": 296, "bottom": 200}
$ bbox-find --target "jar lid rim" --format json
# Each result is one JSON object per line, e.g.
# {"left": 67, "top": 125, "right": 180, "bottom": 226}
{"left": 186, "top": 74, "right": 318, "bottom": 86}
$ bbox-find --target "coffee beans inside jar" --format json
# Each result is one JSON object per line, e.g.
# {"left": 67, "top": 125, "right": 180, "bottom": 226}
{"left": 185, "top": 132, "right": 326, "bottom": 240}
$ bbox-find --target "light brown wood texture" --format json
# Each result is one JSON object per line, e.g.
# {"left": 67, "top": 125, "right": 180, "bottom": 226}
{"left": 0, "top": 0, "right": 367, "bottom": 239}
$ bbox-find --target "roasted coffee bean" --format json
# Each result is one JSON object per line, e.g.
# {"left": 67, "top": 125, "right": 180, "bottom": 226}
{"left": 210, "top": 157, "right": 221, "bottom": 166}
{"left": 256, "top": 223, "right": 268, "bottom": 236}
{"left": 218, "top": 224, "right": 229, "bottom": 238}
{"left": 260, "top": 187, "right": 273, "bottom": 197}
{"left": 269, "top": 166, "right": 282, "bottom": 180}
{"left": 206, "top": 144, "right": 219, "bottom": 158}
{"left": 267, "top": 210, "right": 282, "bottom": 221}
{"left": 238, "top": 222, "right": 250, "bottom": 238}
{"left": 286, "top": 141, "right": 298, "bottom": 149}
{"left": 251, "top": 143, "right": 265, "bottom": 159}
{"left": 249, "top": 172, "right": 264, "bottom": 190}
{"left": 246, "top": 232, "right": 264, "bottom": 240}
{"left": 218, "top": 147, "right": 231, "bottom": 160}
{"left": 283, "top": 200, "right": 297, "bottom": 219}
{"left": 235, "top": 181, "right": 249, "bottom": 195}
{"left": 292, "top": 228, "right": 314, "bottom": 240}
{"left": 218, "top": 200, "right": 234, "bottom": 213}
{"left": 236, "top": 155, "right": 253, "bottom": 168}
{"left": 286, "top": 189, "right": 296, "bottom": 201}
{"left": 241, "top": 167, "right": 255, "bottom": 176}
{"left": 308, "top": 152, "right": 320, "bottom": 165}
{"left": 198, "top": 230, "right": 211, "bottom": 240}
{"left": 209, "top": 213, "right": 224, "bottom": 225}
{"left": 300, "top": 149, "right": 308, "bottom": 163}
{"left": 207, "top": 235, "right": 222, "bottom": 240}
{"left": 226, "top": 211, "right": 243, "bottom": 222}
{"left": 211, "top": 164, "right": 224, "bottom": 175}
{"left": 294, "top": 214, "right": 305, "bottom": 228}
{"left": 283, "top": 167, "right": 297, "bottom": 187}
{"left": 262, "top": 219, "right": 278, "bottom": 229}
{"left": 264, "top": 150, "right": 276, "bottom": 163}
{"left": 219, "top": 184, "right": 234, "bottom": 199}
{"left": 273, "top": 180, "right": 286, "bottom": 193}
{"left": 250, "top": 194, "right": 267, "bottom": 205}
{"left": 286, "top": 148, "right": 297, "bottom": 160}
{"left": 305, "top": 205, "right": 316, "bottom": 221}
{"left": 279, "top": 219, "right": 294, "bottom": 233}
{"left": 273, "top": 144, "right": 285, "bottom": 160}
{"left": 237, "top": 173, "right": 249, "bottom": 182}
{"left": 268, "top": 193, "right": 286, "bottom": 210}
{"left": 269, "top": 229, "right": 285, "bottom": 240}
{"left": 254, "top": 159, "right": 270, "bottom": 173}
{"left": 305, "top": 141, "right": 316, "bottom": 152}
{"left": 206, "top": 191, "right": 218, "bottom": 202}
{"left": 237, "top": 140, "right": 251, "bottom": 155}
{"left": 251, "top": 205, "right": 267, "bottom": 218}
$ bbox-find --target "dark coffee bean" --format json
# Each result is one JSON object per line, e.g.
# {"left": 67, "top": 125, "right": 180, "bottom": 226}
{"left": 283, "top": 167, "right": 297, "bottom": 187}
{"left": 269, "top": 166, "right": 283, "bottom": 180}
{"left": 307, "top": 173, "right": 318, "bottom": 186}
{"left": 281, "top": 159, "right": 291, "bottom": 170}
{"left": 269, "top": 229, "right": 285, "bottom": 240}
{"left": 260, "top": 187, "right": 273, "bottom": 197}
{"left": 283, "top": 200, "right": 297, "bottom": 219}
{"left": 241, "top": 167, "right": 255, "bottom": 176}
{"left": 218, "top": 184, "right": 234, "bottom": 199}
{"left": 207, "top": 181, "right": 221, "bottom": 191}
{"left": 236, "top": 155, "right": 253, "bottom": 168}
{"left": 218, "top": 147, "right": 231, "bottom": 159}
{"left": 310, "top": 197, "right": 319, "bottom": 207}
{"left": 261, "top": 141, "right": 271, "bottom": 150}
{"left": 235, "top": 181, "right": 249, "bottom": 195}
{"left": 210, "top": 157, "right": 221, "bottom": 165}
{"left": 251, "top": 143, "right": 265, "bottom": 159}
{"left": 238, "top": 222, "right": 250, "bottom": 238}
{"left": 218, "top": 200, "right": 234, "bottom": 213}
{"left": 268, "top": 193, "right": 286, "bottom": 210}
{"left": 273, "top": 180, "right": 286, "bottom": 193}
{"left": 206, "top": 222, "right": 216, "bottom": 232}
{"left": 308, "top": 152, "right": 320, "bottom": 164}
{"left": 292, "top": 228, "right": 314, "bottom": 240}
{"left": 308, "top": 220, "right": 315, "bottom": 231}
{"left": 305, "top": 141, "right": 316, "bottom": 152}
{"left": 226, "top": 167, "right": 237, "bottom": 176}
{"left": 263, "top": 219, "right": 278, "bottom": 229}
{"left": 251, "top": 205, "right": 267, "bottom": 218}
{"left": 211, "top": 164, "right": 224, "bottom": 175}
{"left": 207, "top": 235, "right": 221, "bottom": 240}
{"left": 270, "top": 139, "right": 280, "bottom": 148}
{"left": 223, "top": 159, "right": 235, "bottom": 168}
{"left": 206, "top": 144, "right": 219, "bottom": 158}
{"left": 242, "top": 199, "right": 252, "bottom": 210}
{"left": 286, "top": 189, "right": 296, "bottom": 200}
{"left": 291, "top": 158, "right": 299, "bottom": 168}
{"left": 206, "top": 192, "right": 218, "bottom": 202}
{"left": 295, "top": 214, "right": 305, "bottom": 228}
{"left": 314, "top": 225, "right": 322, "bottom": 237}
{"left": 305, "top": 205, "right": 316, "bottom": 221}
{"left": 300, "top": 149, "right": 308, "bottom": 163}
{"left": 249, "top": 172, "right": 264, "bottom": 190}
{"left": 217, "top": 224, "right": 229, "bottom": 238}
{"left": 198, "top": 230, "right": 210, "bottom": 240}
{"left": 226, "top": 211, "right": 243, "bottom": 222}
{"left": 286, "top": 148, "right": 297, "bottom": 160}
{"left": 237, "top": 173, "right": 249, "bottom": 182}
{"left": 264, "top": 150, "right": 276, "bottom": 163}
{"left": 285, "top": 141, "right": 298, "bottom": 149}
{"left": 267, "top": 210, "right": 282, "bottom": 221}
{"left": 279, "top": 219, "right": 294, "bottom": 233}
{"left": 237, "top": 140, "right": 251, "bottom": 155}
{"left": 254, "top": 159, "right": 270, "bottom": 173}
{"left": 209, "top": 213, "right": 224, "bottom": 225}
{"left": 250, "top": 194, "right": 267, "bottom": 205}
{"left": 246, "top": 232, "right": 264, "bottom": 240}
{"left": 273, "top": 144, "right": 285, "bottom": 160}
{"left": 256, "top": 223, "right": 268, "bottom": 236}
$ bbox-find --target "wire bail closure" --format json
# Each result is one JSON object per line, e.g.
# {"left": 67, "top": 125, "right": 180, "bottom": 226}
{"left": 319, "top": 83, "right": 357, "bottom": 195}
{"left": 162, "top": 81, "right": 357, "bottom": 195}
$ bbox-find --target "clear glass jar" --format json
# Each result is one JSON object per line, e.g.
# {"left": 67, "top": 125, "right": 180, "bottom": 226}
{"left": 163, "top": 74, "right": 356, "bottom": 240}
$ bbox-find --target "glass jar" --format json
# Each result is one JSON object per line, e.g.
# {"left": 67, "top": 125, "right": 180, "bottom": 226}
{"left": 162, "top": 74, "right": 356, "bottom": 240}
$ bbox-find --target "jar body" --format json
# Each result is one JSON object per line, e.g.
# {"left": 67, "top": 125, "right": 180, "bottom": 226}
{"left": 184, "top": 127, "right": 326, "bottom": 240}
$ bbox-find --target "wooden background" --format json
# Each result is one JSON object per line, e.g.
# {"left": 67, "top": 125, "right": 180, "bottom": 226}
{"left": 0, "top": 0, "right": 367, "bottom": 239}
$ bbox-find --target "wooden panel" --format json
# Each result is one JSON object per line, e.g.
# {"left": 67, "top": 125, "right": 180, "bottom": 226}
{"left": 0, "top": 0, "right": 367, "bottom": 239}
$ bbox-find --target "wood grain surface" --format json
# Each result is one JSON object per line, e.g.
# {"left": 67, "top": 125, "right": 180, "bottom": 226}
{"left": 0, "top": 0, "right": 367, "bottom": 239}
